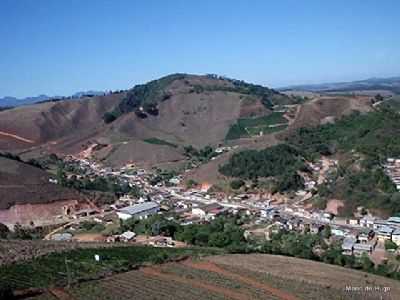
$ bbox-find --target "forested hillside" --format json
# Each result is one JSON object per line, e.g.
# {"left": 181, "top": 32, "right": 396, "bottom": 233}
{"left": 104, "top": 73, "right": 295, "bottom": 123}
{"left": 219, "top": 144, "right": 307, "bottom": 192}
{"left": 220, "top": 107, "right": 400, "bottom": 216}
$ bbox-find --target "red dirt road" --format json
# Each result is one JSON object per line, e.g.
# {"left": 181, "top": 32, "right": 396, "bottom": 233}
{"left": 0, "top": 130, "right": 34, "bottom": 143}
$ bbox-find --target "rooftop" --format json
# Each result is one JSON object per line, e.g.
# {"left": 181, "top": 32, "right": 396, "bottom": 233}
{"left": 378, "top": 226, "right": 394, "bottom": 234}
{"left": 200, "top": 202, "right": 223, "bottom": 213}
{"left": 120, "top": 231, "right": 136, "bottom": 240}
{"left": 387, "top": 217, "right": 400, "bottom": 224}
{"left": 353, "top": 243, "right": 373, "bottom": 251}
{"left": 119, "top": 201, "right": 159, "bottom": 215}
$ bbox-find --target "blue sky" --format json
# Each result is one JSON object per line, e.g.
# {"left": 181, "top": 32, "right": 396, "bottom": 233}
{"left": 1, "top": 0, "right": 399, "bottom": 98}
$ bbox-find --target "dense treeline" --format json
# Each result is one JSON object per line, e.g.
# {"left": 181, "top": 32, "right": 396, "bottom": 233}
{"left": 317, "top": 160, "right": 399, "bottom": 216}
{"left": 287, "top": 108, "right": 400, "bottom": 215}
{"left": 122, "top": 215, "right": 247, "bottom": 250}
{"left": 0, "top": 152, "right": 44, "bottom": 169}
{"left": 287, "top": 109, "right": 400, "bottom": 162}
{"left": 104, "top": 74, "right": 185, "bottom": 123}
{"left": 219, "top": 144, "right": 306, "bottom": 192}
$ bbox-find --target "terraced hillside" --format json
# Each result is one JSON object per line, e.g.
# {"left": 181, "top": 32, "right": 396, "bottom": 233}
{"left": 25, "top": 254, "right": 400, "bottom": 300}
{"left": 0, "top": 156, "right": 84, "bottom": 210}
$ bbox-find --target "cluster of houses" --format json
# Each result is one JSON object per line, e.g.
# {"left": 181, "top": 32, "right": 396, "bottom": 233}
{"left": 384, "top": 158, "right": 400, "bottom": 191}
{"left": 49, "top": 155, "right": 400, "bottom": 259}
{"left": 249, "top": 204, "right": 400, "bottom": 257}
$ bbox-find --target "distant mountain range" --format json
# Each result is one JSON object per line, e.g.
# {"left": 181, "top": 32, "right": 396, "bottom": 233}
{"left": 279, "top": 76, "right": 400, "bottom": 94}
{"left": 0, "top": 91, "right": 105, "bottom": 107}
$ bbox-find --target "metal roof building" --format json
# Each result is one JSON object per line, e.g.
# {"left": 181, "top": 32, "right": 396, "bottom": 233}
{"left": 117, "top": 201, "right": 160, "bottom": 220}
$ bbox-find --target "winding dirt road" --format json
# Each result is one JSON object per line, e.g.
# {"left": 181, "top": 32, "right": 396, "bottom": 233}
{"left": 0, "top": 130, "right": 34, "bottom": 144}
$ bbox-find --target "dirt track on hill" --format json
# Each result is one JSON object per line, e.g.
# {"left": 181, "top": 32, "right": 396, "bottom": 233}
{"left": 0, "top": 130, "right": 34, "bottom": 143}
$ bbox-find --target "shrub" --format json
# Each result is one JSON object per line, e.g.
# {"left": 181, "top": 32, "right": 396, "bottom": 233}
{"left": 230, "top": 179, "right": 245, "bottom": 190}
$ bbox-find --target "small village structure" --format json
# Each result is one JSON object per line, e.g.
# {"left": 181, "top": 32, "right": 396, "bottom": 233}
{"left": 116, "top": 201, "right": 160, "bottom": 220}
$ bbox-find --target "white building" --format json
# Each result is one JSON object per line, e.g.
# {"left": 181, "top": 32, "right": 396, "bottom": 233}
{"left": 117, "top": 202, "right": 160, "bottom": 220}
{"left": 119, "top": 231, "right": 136, "bottom": 242}
{"left": 191, "top": 202, "right": 224, "bottom": 220}
{"left": 360, "top": 216, "right": 376, "bottom": 228}
{"left": 392, "top": 229, "right": 400, "bottom": 246}
{"left": 376, "top": 226, "right": 394, "bottom": 241}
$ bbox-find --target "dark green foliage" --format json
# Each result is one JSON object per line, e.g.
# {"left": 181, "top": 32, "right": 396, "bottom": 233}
{"left": 105, "top": 74, "right": 186, "bottom": 122}
{"left": 260, "top": 231, "right": 321, "bottom": 260}
{"left": 0, "top": 246, "right": 220, "bottom": 290}
{"left": 8, "top": 223, "right": 45, "bottom": 240}
{"left": 0, "top": 152, "right": 22, "bottom": 162}
{"left": 317, "top": 164, "right": 397, "bottom": 216}
{"left": 200, "top": 76, "right": 295, "bottom": 108}
{"left": 220, "top": 144, "right": 305, "bottom": 192}
{"left": 123, "top": 215, "right": 246, "bottom": 250}
{"left": 230, "top": 179, "right": 245, "bottom": 190}
{"left": 384, "top": 239, "right": 398, "bottom": 250}
{"left": 184, "top": 145, "right": 217, "bottom": 163}
{"left": 175, "top": 216, "right": 246, "bottom": 249}
{"left": 378, "top": 95, "right": 400, "bottom": 112}
{"left": 286, "top": 109, "right": 400, "bottom": 215}
{"left": 149, "top": 169, "right": 177, "bottom": 186}
{"left": 134, "top": 110, "right": 148, "bottom": 118}
{"left": 0, "top": 223, "right": 10, "bottom": 239}
{"left": 103, "top": 112, "right": 117, "bottom": 124}
{"left": 122, "top": 215, "right": 180, "bottom": 237}
{"left": 220, "top": 144, "right": 304, "bottom": 179}
{"left": 375, "top": 94, "right": 384, "bottom": 102}
{"left": 186, "top": 179, "right": 198, "bottom": 189}
{"left": 288, "top": 109, "right": 400, "bottom": 162}
{"left": 0, "top": 283, "right": 13, "bottom": 300}
{"left": 58, "top": 163, "right": 140, "bottom": 196}
{"left": 79, "top": 221, "right": 106, "bottom": 233}
{"left": 321, "top": 225, "right": 331, "bottom": 239}
{"left": 143, "top": 103, "right": 159, "bottom": 116}
{"left": 143, "top": 138, "right": 177, "bottom": 148}
{"left": 276, "top": 170, "right": 305, "bottom": 192}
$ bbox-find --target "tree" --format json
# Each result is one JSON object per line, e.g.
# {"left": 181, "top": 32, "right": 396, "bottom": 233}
{"left": 0, "top": 223, "right": 9, "bottom": 239}
{"left": 0, "top": 283, "right": 13, "bottom": 300}
{"left": 103, "top": 112, "right": 117, "bottom": 123}
{"left": 321, "top": 225, "right": 331, "bottom": 239}
{"left": 360, "top": 253, "right": 375, "bottom": 272}
{"left": 56, "top": 165, "right": 67, "bottom": 186}
{"left": 384, "top": 239, "right": 398, "bottom": 251}
{"left": 374, "top": 93, "right": 384, "bottom": 102}
{"left": 186, "top": 179, "right": 198, "bottom": 189}
{"left": 230, "top": 179, "right": 245, "bottom": 190}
